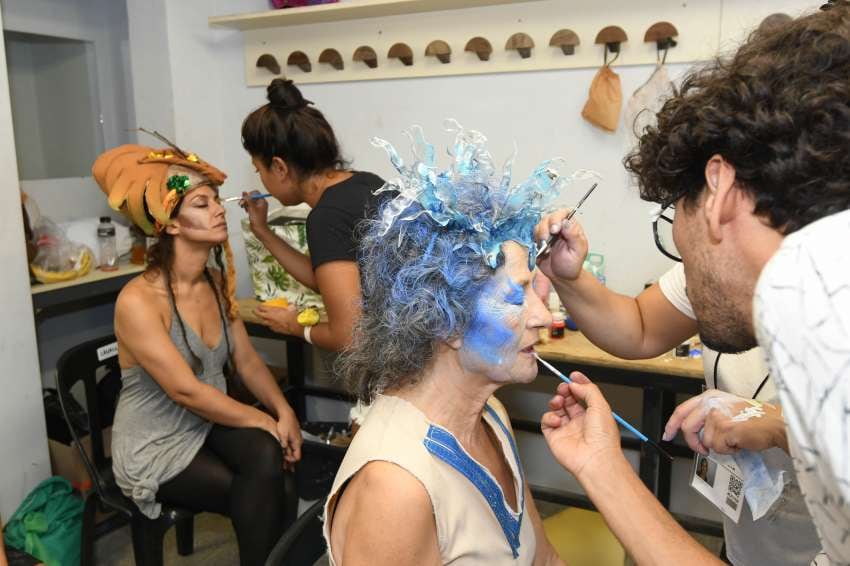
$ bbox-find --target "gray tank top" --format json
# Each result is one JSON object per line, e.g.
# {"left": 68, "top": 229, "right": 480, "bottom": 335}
{"left": 111, "top": 294, "right": 231, "bottom": 518}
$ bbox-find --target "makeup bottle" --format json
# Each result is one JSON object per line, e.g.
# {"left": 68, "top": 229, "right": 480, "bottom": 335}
{"left": 551, "top": 312, "right": 566, "bottom": 338}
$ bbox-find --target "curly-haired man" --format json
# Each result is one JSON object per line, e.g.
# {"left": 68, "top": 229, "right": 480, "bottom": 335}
{"left": 541, "top": 5, "right": 850, "bottom": 565}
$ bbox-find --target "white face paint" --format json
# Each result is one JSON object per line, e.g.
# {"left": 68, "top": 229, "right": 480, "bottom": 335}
{"left": 731, "top": 404, "right": 765, "bottom": 422}
{"left": 702, "top": 395, "right": 764, "bottom": 421}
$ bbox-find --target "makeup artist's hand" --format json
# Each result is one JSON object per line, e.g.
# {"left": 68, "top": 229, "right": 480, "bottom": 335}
{"left": 541, "top": 372, "right": 625, "bottom": 481}
{"left": 663, "top": 390, "right": 788, "bottom": 456}
{"left": 255, "top": 304, "right": 301, "bottom": 336}
{"left": 242, "top": 190, "right": 271, "bottom": 237}
{"left": 534, "top": 210, "right": 588, "bottom": 282}
{"left": 275, "top": 406, "right": 303, "bottom": 471}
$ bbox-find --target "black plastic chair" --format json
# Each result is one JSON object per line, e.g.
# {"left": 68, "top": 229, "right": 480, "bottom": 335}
{"left": 55, "top": 335, "right": 196, "bottom": 566}
{"left": 265, "top": 497, "right": 327, "bottom": 566}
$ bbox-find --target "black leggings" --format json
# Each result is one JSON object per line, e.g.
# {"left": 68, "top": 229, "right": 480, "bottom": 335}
{"left": 158, "top": 425, "right": 286, "bottom": 566}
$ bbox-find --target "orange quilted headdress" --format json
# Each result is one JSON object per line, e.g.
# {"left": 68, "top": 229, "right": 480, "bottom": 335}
{"left": 92, "top": 142, "right": 227, "bottom": 235}
{"left": 92, "top": 135, "right": 238, "bottom": 319}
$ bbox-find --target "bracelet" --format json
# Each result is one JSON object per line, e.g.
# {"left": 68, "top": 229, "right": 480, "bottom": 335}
{"left": 303, "top": 324, "right": 313, "bottom": 344}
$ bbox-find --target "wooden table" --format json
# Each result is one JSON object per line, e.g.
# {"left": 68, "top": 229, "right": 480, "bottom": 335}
{"left": 535, "top": 330, "right": 704, "bottom": 380}
{"left": 533, "top": 330, "right": 713, "bottom": 533}
{"left": 30, "top": 259, "right": 145, "bottom": 320}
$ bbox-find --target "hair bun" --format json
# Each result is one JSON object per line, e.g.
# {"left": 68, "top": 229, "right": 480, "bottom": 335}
{"left": 267, "top": 78, "right": 312, "bottom": 109}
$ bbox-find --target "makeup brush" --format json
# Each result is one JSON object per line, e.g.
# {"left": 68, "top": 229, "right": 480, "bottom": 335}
{"left": 535, "top": 353, "right": 674, "bottom": 462}
{"left": 536, "top": 182, "right": 598, "bottom": 260}
{"left": 222, "top": 193, "right": 273, "bottom": 204}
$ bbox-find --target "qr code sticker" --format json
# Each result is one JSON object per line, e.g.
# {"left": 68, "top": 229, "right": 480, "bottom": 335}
{"left": 726, "top": 474, "right": 743, "bottom": 509}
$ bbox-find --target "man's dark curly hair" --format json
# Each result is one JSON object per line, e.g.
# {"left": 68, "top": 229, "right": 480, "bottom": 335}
{"left": 625, "top": 5, "right": 850, "bottom": 234}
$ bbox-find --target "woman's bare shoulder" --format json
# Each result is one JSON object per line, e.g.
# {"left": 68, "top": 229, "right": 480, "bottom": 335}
{"left": 332, "top": 461, "right": 439, "bottom": 565}
{"left": 116, "top": 271, "right": 168, "bottom": 322}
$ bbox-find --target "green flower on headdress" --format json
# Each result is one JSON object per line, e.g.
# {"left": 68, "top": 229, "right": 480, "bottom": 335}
{"left": 166, "top": 174, "right": 191, "bottom": 194}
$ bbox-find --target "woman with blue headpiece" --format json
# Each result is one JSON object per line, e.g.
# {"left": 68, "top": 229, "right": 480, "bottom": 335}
{"left": 323, "top": 121, "right": 592, "bottom": 565}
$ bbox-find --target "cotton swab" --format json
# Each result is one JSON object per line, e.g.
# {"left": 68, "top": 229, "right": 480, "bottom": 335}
{"left": 535, "top": 353, "right": 674, "bottom": 462}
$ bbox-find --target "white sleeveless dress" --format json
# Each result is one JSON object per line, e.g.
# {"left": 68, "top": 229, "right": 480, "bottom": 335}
{"left": 324, "top": 394, "right": 536, "bottom": 565}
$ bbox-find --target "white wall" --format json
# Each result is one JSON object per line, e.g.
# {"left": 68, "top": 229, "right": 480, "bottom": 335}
{"left": 0, "top": 8, "right": 50, "bottom": 524}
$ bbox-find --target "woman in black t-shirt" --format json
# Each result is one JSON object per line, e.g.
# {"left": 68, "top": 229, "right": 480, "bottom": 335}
{"left": 240, "top": 79, "right": 385, "bottom": 352}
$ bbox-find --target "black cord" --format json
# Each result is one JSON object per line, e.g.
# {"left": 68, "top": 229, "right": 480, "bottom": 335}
{"left": 751, "top": 373, "right": 770, "bottom": 400}
{"left": 711, "top": 352, "right": 721, "bottom": 390}
{"left": 712, "top": 352, "right": 771, "bottom": 400}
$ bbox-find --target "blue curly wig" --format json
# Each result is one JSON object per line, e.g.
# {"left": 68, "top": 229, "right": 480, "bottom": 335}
{"left": 337, "top": 120, "right": 596, "bottom": 401}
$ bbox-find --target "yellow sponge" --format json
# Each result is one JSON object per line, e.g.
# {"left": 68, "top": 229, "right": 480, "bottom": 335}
{"left": 262, "top": 297, "right": 289, "bottom": 308}
{"left": 297, "top": 307, "right": 320, "bottom": 327}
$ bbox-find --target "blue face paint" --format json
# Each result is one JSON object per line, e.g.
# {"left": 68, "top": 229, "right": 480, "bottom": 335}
{"left": 463, "top": 276, "right": 524, "bottom": 367}
{"left": 504, "top": 278, "right": 524, "bottom": 306}
{"left": 464, "top": 307, "right": 516, "bottom": 366}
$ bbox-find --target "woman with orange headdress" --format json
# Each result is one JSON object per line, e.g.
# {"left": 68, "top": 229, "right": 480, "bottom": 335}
{"left": 93, "top": 140, "right": 301, "bottom": 565}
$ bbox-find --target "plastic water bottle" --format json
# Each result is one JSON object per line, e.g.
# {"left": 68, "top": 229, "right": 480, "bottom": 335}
{"left": 97, "top": 217, "right": 118, "bottom": 271}
{"left": 584, "top": 252, "right": 606, "bottom": 285}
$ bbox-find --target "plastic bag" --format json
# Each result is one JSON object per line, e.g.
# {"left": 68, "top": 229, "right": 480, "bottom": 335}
{"left": 3, "top": 477, "right": 84, "bottom": 566}
{"left": 734, "top": 449, "right": 787, "bottom": 520}
{"left": 30, "top": 218, "right": 93, "bottom": 284}
{"left": 61, "top": 217, "right": 132, "bottom": 259}
{"left": 624, "top": 64, "right": 674, "bottom": 145}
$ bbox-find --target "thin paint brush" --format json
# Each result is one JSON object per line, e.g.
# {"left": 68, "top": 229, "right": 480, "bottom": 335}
{"left": 535, "top": 353, "right": 674, "bottom": 462}
{"left": 536, "top": 182, "right": 598, "bottom": 260}
{"left": 222, "top": 193, "right": 273, "bottom": 204}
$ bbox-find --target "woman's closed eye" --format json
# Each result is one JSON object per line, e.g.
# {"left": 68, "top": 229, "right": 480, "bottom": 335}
{"left": 504, "top": 280, "right": 525, "bottom": 306}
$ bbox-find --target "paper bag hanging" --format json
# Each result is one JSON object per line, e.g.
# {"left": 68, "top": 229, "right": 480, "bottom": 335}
{"left": 582, "top": 66, "right": 622, "bottom": 132}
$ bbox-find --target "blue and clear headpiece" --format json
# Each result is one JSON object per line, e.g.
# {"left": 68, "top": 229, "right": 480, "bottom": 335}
{"left": 372, "top": 120, "right": 598, "bottom": 270}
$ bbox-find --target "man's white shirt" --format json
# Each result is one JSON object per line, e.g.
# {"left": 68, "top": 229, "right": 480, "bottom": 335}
{"left": 755, "top": 209, "right": 850, "bottom": 566}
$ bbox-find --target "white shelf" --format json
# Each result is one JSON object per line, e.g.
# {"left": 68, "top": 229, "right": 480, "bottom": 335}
{"left": 211, "top": 0, "right": 724, "bottom": 86}
{"left": 209, "top": 0, "right": 537, "bottom": 30}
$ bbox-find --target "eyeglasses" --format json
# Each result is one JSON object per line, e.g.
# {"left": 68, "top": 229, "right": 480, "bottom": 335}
{"left": 652, "top": 199, "right": 682, "bottom": 263}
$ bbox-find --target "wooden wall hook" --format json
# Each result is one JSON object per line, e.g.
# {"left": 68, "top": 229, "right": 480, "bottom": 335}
{"left": 388, "top": 42, "right": 414, "bottom": 66}
{"left": 549, "top": 29, "right": 580, "bottom": 55}
{"left": 425, "top": 40, "right": 452, "bottom": 64}
{"left": 319, "top": 48, "right": 344, "bottom": 70}
{"left": 287, "top": 51, "right": 311, "bottom": 73}
{"left": 256, "top": 53, "right": 281, "bottom": 75}
{"left": 595, "top": 25, "right": 628, "bottom": 53}
{"left": 644, "top": 22, "right": 678, "bottom": 50}
{"left": 758, "top": 13, "right": 792, "bottom": 33}
{"left": 465, "top": 36, "right": 493, "bottom": 61}
{"left": 506, "top": 32, "right": 534, "bottom": 59}
{"left": 353, "top": 46, "right": 378, "bottom": 69}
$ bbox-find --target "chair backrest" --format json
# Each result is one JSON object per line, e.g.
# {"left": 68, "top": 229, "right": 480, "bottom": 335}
{"left": 55, "top": 335, "right": 129, "bottom": 512}
{"left": 265, "top": 497, "right": 327, "bottom": 566}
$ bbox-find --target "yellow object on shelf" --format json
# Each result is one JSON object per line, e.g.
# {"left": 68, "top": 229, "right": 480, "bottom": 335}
{"left": 543, "top": 506, "right": 625, "bottom": 566}
{"left": 297, "top": 307, "right": 320, "bottom": 327}
{"left": 262, "top": 297, "right": 290, "bottom": 308}
{"left": 30, "top": 248, "right": 93, "bottom": 284}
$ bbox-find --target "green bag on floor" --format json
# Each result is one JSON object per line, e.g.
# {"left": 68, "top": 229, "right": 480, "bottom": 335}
{"left": 3, "top": 476, "right": 84, "bottom": 566}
